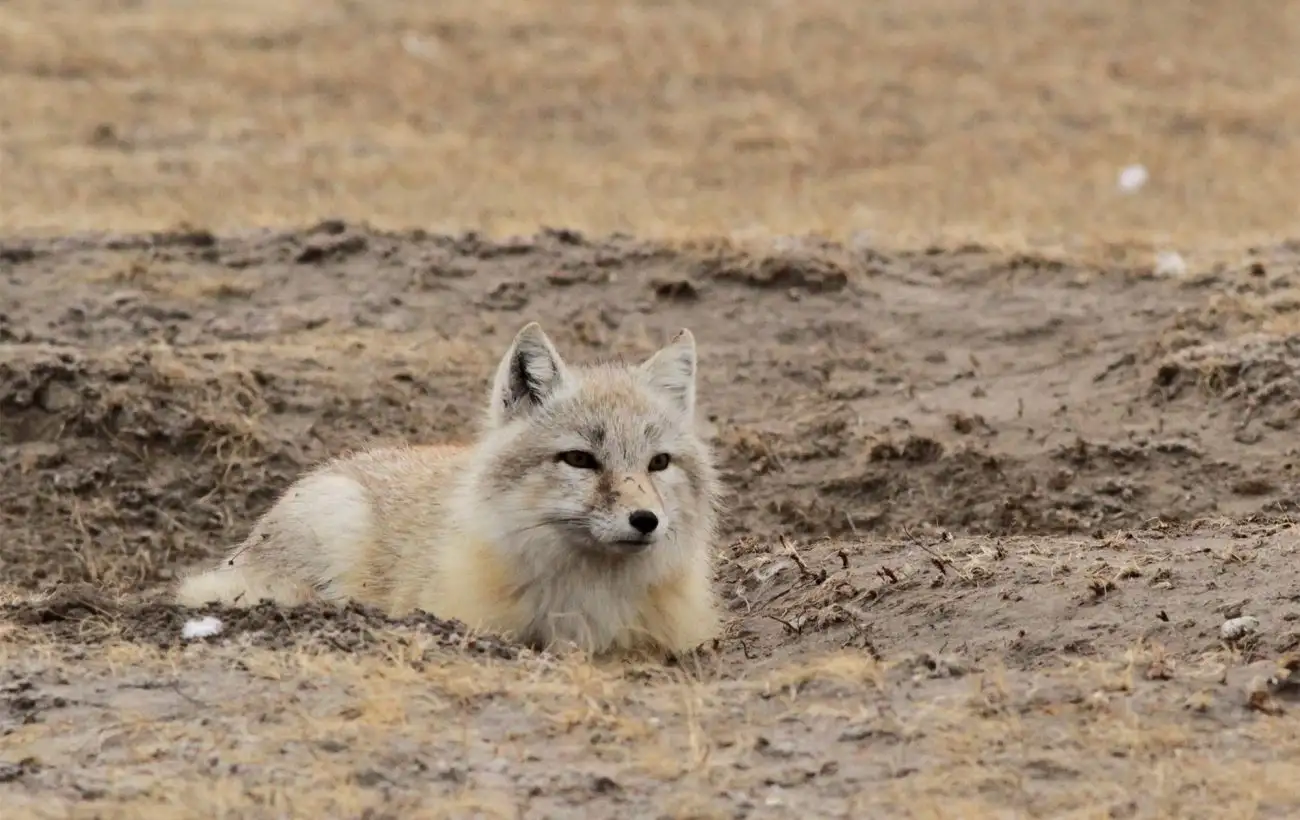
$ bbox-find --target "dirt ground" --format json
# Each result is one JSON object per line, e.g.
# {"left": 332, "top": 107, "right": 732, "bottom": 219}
{"left": 7, "top": 227, "right": 1300, "bottom": 818}
{"left": 5, "top": 1, "right": 1300, "bottom": 818}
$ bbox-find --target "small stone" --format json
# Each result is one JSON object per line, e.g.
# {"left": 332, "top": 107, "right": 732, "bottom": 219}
{"left": 181, "top": 616, "right": 224, "bottom": 640}
{"left": 1221, "top": 615, "right": 1260, "bottom": 642}
{"left": 1118, "top": 164, "right": 1149, "bottom": 192}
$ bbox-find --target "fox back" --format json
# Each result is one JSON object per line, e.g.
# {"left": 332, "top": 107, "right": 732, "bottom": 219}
{"left": 176, "top": 322, "right": 723, "bottom": 657}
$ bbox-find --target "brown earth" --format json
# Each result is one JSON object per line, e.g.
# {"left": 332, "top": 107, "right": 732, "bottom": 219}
{"left": 5, "top": 0, "right": 1300, "bottom": 817}
{"left": 5, "top": 227, "right": 1300, "bottom": 818}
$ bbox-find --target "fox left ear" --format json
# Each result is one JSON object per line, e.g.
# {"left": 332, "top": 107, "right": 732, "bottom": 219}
{"left": 488, "top": 322, "right": 568, "bottom": 427}
{"left": 641, "top": 329, "right": 696, "bottom": 416}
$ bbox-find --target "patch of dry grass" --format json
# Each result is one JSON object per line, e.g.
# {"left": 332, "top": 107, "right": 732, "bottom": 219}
{"left": 5, "top": 523, "right": 1300, "bottom": 816}
{"left": 2, "top": 0, "right": 1300, "bottom": 258}
{"left": 5, "top": 626, "right": 1300, "bottom": 819}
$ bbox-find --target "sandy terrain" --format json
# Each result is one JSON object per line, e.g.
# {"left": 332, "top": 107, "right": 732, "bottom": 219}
{"left": 4, "top": 1, "right": 1300, "bottom": 818}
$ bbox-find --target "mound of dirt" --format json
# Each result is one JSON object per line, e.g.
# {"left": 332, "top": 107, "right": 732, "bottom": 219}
{"left": 1154, "top": 332, "right": 1300, "bottom": 434}
{"left": 0, "top": 344, "right": 305, "bottom": 588}
{"left": 4, "top": 226, "right": 1300, "bottom": 599}
{"left": 719, "top": 419, "right": 1248, "bottom": 539}
{"left": 3, "top": 583, "right": 519, "bottom": 660}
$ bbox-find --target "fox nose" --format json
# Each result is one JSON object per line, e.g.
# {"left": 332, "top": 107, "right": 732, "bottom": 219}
{"left": 628, "top": 509, "right": 659, "bottom": 535}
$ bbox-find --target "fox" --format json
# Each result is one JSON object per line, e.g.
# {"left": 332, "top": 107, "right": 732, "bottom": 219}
{"left": 174, "top": 322, "right": 723, "bottom": 657}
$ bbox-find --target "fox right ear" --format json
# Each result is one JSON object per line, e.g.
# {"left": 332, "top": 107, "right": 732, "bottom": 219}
{"left": 640, "top": 328, "right": 697, "bottom": 417}
{"left": 488, "top": 322, "right": 567, "bottom": 426}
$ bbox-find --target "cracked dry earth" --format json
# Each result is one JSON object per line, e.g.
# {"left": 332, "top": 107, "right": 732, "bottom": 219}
{"left": 4, "top": 226, "right": 1300, "bottom": 818}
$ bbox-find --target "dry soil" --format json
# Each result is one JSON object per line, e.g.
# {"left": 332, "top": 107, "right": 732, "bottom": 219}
{"left": 4, "top": 1, "right": 1300, "bottom": 819}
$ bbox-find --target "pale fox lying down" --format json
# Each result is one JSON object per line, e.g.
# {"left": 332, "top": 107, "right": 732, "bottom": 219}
{"left": 176, "top": 322, "right": 722, "bottom": 656}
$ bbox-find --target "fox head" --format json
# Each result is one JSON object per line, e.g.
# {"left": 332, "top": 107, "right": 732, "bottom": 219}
{"left": 472, "top": 322, "right": 719, "bottom": 569}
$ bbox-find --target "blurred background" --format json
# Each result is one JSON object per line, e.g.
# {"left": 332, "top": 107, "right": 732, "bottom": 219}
{"left": 2, "top": 0, "right": 1299, "bottom": 259}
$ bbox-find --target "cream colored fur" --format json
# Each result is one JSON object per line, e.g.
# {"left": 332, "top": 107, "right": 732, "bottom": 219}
{"left": 175, "top": 322, "right": 722, "bottom": 656}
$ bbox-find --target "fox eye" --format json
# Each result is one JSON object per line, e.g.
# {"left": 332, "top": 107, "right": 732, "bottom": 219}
{"left": 647, "top": 453, "right": 671, "bottom": 472}
{"left": 556, "top": 450, "right": 600, "bottom": 470}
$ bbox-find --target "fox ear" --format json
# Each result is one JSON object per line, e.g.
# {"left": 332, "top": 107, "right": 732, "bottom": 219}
{"left": 489, "top": 322, "right": 567, "bottom": 426}
{"left": 641, "top": 329, "right": 696, "bottom": 416}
